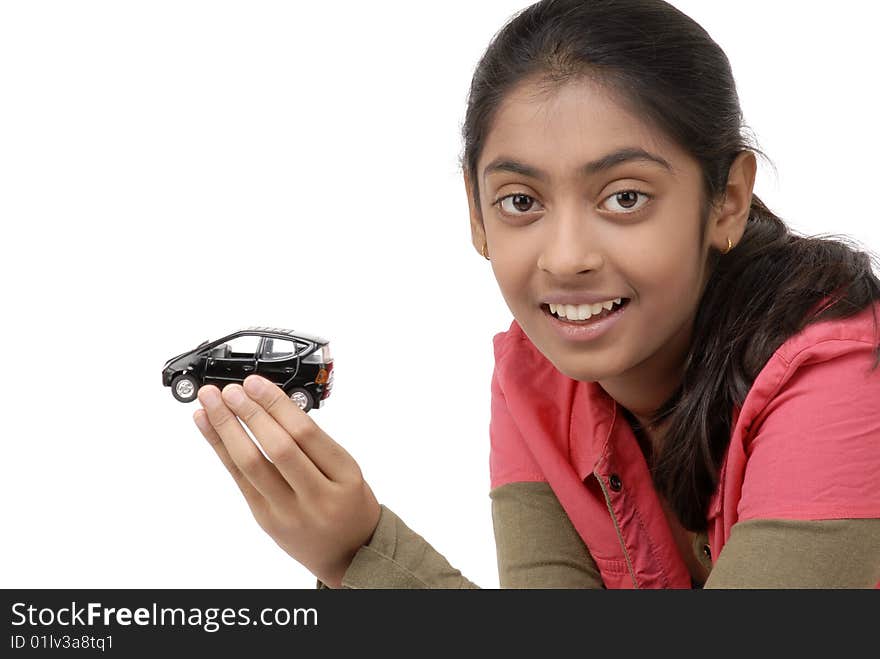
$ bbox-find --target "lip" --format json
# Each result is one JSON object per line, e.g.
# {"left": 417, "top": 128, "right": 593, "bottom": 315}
{"left": 542, "top": 299, "right": 630, "bottom": 342}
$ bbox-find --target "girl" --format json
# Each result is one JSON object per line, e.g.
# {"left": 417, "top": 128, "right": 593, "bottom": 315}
{"left": 192, "top": 0, "right": 880, "bottom": 588}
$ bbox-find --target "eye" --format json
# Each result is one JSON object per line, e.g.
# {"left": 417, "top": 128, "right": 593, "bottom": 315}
{"left": 493, "top": 193, "right": 543, "bottom": 218}
{"left": 600, "top": 189, "right": 652, "bottom": 214}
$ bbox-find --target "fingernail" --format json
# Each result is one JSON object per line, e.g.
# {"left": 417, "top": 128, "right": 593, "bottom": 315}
{"left": 224, "top": 386, "right": 244, "bottom": 405}
{"left": 244, "top": 376, "right": 265, "bottom": 396}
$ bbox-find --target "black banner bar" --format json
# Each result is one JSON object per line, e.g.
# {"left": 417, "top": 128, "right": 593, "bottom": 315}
{"left": 3, "top": 589, "right": 875, "bottom": 654}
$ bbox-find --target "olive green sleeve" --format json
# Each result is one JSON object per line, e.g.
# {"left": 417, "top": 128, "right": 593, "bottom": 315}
{"left": 490, "top": 481, "right": 604, "bottom": 588}
{"left": 704, "top": 517, "right": 880, "bottom": 588}
{"left": 316, "top": 481, "right": 604, "bottom": 589}
{"left": 316, "top": 504, "right": 480, "bottom": 589}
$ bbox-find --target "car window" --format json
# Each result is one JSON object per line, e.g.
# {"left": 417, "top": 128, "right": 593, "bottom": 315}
{"left": 223, "top": 335, "right": 261, "bottom": 358}
{"left": 260, "top": 337, "right": 298, "bottom": 360}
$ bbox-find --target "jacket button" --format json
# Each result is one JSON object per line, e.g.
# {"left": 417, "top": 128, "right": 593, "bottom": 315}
{"left": 609, "top": 474, "right": 622, "bottom": 491}
{"left": 702, "top": 544, "right": 712, "bottom": 560}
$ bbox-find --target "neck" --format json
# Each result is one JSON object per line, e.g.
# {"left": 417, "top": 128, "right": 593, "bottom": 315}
{"left": 599, "top": 308, "right": 696, "bottom": 455}
{"left": 621, "top": 407, "right": 671, "bottom": 463}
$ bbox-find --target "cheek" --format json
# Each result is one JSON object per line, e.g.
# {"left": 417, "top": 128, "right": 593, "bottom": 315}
{"left": 617, "top": 229, "right": 701, "bottom": 304}
{"left": 488, "top": 239, "right": 537, "bottom": 304}
{"left": 633, "top": 252, "right": 688, "bottom": 293}
{"left": 491, "top": 263, "right": 531, "bottom": 316}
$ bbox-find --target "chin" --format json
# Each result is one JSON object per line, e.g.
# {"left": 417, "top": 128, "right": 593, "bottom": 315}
{"left": 522, "top": 325, "right": 623, "bottom": 383}
{"left": 549, "top": 357, "right": 618, "bottom": 383}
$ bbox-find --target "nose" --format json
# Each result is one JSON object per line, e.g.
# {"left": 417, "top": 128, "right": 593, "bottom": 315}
{"left": 536, "top": 203, "right": 604, "bottom": 276}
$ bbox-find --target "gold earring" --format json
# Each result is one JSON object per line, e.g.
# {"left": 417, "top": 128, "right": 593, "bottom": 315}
{"left": 481, "top": 242, "right": 490, "bottom": 260}
{"left": 722, "top": 237, "right": 734, "bottom": 254}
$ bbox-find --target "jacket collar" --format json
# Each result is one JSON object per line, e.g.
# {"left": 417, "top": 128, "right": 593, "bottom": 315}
{"left": 493, "top": 319, "right": 620, "bottom": 480}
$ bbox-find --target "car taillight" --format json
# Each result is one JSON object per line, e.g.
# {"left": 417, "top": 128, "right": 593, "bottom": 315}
{"left": 320, "top": 362, "right": 334, "bottom": 399}
{"left": 316, "top": 368, "right": 328, "bottom": 384}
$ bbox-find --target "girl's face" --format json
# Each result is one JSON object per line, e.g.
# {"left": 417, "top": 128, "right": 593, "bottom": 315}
{"left": 466, "top": 77, "right": 742, "bottom": 390}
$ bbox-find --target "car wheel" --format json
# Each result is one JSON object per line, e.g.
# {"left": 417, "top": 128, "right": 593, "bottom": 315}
{"left": 288, "top": 387, "right": 314, "bottom": 412}
{"left": 171, "top": 373, "right": 200, "bottom": 403}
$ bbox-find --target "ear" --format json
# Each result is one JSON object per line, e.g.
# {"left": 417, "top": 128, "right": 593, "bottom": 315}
{"left": 463, "top": 169, "right": 487, "bottom": 256}
{"left": 709, "top": 150, "right": 757, "bottom": 251}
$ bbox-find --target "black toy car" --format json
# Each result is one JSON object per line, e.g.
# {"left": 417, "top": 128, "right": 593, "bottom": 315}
{"left": 162, "top": 326, "right": 334, "bottom": 412}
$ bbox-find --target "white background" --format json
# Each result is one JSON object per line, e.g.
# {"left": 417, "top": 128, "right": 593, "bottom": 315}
{"left": 1, "top": 1, "right": 877, "bottom": 589}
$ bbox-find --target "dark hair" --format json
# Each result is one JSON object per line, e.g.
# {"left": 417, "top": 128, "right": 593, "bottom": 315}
{"left": 459, "top": 0, "right": 880, "bottom": 530}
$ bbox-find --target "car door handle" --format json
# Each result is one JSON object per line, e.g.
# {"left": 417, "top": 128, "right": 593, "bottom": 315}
{"left": 283, "top": 367, "right": 295, "bottom": 373}
{"left": 243, "top": 365, "right": 254, "bottom": 372}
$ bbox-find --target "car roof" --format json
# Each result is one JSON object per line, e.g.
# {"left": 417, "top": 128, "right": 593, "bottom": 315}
{"left": 240, "top": 326, "right": 329, "bottom": 345}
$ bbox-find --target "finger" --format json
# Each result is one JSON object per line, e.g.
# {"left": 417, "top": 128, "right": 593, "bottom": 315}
{"left": 193, "top": 408, "right": 264, "bottom": 507}
{"left": 242, "top": 375, "right": 359, "bottom": 483}
{"left": 220, "top": 383, "right": 326, "bottom": 498}
{"left": 197, "top": 385, "right": 294, "bottom": 503}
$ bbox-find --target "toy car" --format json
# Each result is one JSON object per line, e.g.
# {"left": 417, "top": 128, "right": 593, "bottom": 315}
{"left": 162, "top": 326, "right": 334, "bottom": 412}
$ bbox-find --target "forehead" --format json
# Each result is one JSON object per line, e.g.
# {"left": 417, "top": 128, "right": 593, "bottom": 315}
{"left": 479, "top": 78, "right": 688, "bottom": 181}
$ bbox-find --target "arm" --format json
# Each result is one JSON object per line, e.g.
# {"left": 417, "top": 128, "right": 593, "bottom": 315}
{"left": 317, "top": 482, "right": 604, "bottom": 589}
{"left": 704, "top": 517, "right": 880, "bottom": 588}
{"left": 319, "top": 348, "right": 605, "bottom": 588}
{"left": 317, "top": 504, "right": 480, "bottom": 589}
{"left": 491, "top": 481, "right": 603, "bottom": 588}
{"left": 483, "top": 348, "right": 602, "bottom": 588}
{"left": 706, "top": 337, "right": 880, "bottom": 588}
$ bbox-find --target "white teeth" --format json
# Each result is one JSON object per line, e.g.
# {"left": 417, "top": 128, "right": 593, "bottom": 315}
{"left": 549, "top": 297, "right": 624, "bottom": 320}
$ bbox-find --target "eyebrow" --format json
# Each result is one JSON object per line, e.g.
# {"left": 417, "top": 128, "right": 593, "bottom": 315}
{"left": 482, "top": 147, "right": 674, "bottom": 184}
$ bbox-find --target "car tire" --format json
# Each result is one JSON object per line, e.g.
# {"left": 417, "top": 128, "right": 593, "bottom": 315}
{"left": 287, "top": 387, "right": 315, "bottom": 412}
{"left": 171, "top": 373, "right": 200, "bottom": 403}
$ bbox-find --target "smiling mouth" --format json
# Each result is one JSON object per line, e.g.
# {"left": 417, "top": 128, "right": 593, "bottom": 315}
{"left": 540, "top": 298, "right": 631, "bottom": 323}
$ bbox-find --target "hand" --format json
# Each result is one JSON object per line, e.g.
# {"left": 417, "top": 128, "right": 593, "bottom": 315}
{"left": 191, "top": 375, "right": 381, "bottom": 588}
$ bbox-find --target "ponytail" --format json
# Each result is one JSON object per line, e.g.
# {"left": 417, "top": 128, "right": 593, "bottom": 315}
{"left": 648, "top": 193, "right": 880, "bottom": 530}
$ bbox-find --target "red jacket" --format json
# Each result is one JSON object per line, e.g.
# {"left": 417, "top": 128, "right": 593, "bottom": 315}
{"left": 489, "top": 301, "right": 880, "bottom": 588}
